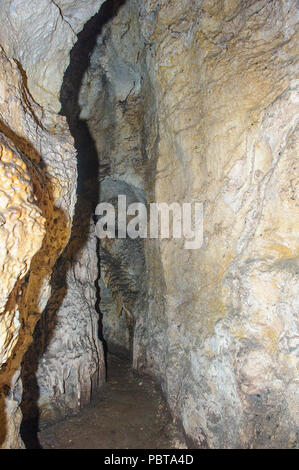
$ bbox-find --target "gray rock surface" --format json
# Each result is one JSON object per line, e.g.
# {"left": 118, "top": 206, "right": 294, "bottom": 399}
{"left": 21, "top": 202, "right": 105, "bottom": 426}
{"left": 0, "top": 0, "right": 298, "bottom": 449}
{"left": 0, "top": 0, "right": 105, "bottom": 112}
{"left": 80, "top": 0, "right": 299, "bottom": 448}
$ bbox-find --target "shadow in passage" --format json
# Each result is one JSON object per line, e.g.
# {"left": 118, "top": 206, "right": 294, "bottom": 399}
{"left": 0, "top": 122, "right": 68, "bottom": 450}
{"left": 59, "top": 0, "right": 127, "bottom": 372}
{"left": 20, "top": 0, "right": 127, "bottom": 449}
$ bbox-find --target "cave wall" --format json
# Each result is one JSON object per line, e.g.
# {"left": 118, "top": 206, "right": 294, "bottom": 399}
{"left": 0, "top": 0, "right": 105, "bottom": 112}
{"left": 21, "top": 199, "right": 105, "bottom": 426}
{"left": 80, "top": 0, "right": 299, "bottom": 448}
{"left": 0, "top": 0, "right": 106, "bottom": 448}
{"left": 78, "top": 0, "right": 150, "bottom": 355}
{"left": 0, "top": 0, "right": 298, "bottom": 450}
{"left": 137, "top": 0, "right": 299, "bottom": 448}
{"left": 0, "top": 46, "right": 76, "bottom": 449}
{"left": 0, "top": 131, "right": 46, "bottom": 448}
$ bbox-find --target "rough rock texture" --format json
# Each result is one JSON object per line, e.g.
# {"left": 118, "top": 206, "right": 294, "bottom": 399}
{"left": 0, "top": 53, "right": 76, "bottom": 447}
{"left": 98, "top": 179, "right": 147, "bottom": 355}
{"left": 0, "top": 1, "right": 106, "bottom": 448}
{"left": 78, "top": 0, "right": 150, "bottom": 356}
{"left": 0, "top": 0, "right": 105, "bottom": 112}
{"left": 18, "top": 3, "right": 113, "bottom": 425}
{"left": 0, "top": 134, "right": 46, "bottom": 448}
{"left": 80, "top": 0, "right": 299, "bottom": 448}
{"left": 21, "top": 201, "right": 105, "bottom": 426}
{"left": 15, "top": 0, "right": 108, "bottom": 433}
{"left": 135, "top": 0, "right": 299, "bottom": 449}
{"left": 0, "top": 43, "right": 78, "bottom": 447}
{"left": 0, "top": 136, "right": 45, "bottom": 360}
{"left": 0, "top": 0, "right": 298, "bottom": 450}
{"left": 99, "top": 279, "right": 131, "bottom": 354}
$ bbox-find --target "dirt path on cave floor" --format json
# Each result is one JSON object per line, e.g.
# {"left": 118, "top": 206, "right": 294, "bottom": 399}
{"left": 38, "top": 354, "right": 186, "bottom": 449}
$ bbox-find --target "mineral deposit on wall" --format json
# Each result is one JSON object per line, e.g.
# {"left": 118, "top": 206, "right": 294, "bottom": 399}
{"left": 0, "top": 0, "right": 105, "bottom": 448}
{"left": 0, "top": 0, "right": 298, "bottom": 449}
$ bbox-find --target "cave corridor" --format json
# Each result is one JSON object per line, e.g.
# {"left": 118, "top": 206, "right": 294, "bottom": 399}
{"left": 0, "top": 0, "right": 298, "bottom": 451}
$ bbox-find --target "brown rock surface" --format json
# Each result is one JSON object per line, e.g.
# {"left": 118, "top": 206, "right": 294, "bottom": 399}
{"left": 0, "top": 0, "right": 298, "bottom": 449}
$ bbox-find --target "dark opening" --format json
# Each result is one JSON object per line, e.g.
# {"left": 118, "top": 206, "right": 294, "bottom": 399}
{"left": 20, "top": 0, "right": 126, "bottom": 449}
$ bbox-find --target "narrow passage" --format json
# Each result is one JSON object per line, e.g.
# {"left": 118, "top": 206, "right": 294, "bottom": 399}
{"left": 38, "top": 354, "right": 185, "bottom": 449}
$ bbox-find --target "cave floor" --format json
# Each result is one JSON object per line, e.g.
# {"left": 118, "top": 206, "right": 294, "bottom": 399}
{"left": 38, "top": 354, "right": 185, "bottom": 449}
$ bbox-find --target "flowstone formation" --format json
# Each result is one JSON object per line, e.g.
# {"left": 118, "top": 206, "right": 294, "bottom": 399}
{"left": 0, "top": 134, "right": 46, "bottom": 448}
{"left": 21, "top": 199, "right": 105, "bottom": 427}
{"left": 0, "top": 0, "right": 106, "bottom": 448}
{"left": 0, "top": 46, "right": 78, "bottom": 448}
{"left": 0, "top": 0, "right": 298, "bottom": 450}
{"left": 79, "top": 0, "right": 299, "bottom": 448}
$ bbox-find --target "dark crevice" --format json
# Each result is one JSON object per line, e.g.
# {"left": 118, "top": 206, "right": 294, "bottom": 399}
{"left": 20, "top": 0, "right": 127, "bottom": 448}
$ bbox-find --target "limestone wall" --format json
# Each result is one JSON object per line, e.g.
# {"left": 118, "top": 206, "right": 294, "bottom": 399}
{"left": 80, "top": 0, "right": 299, "bottom": 448}
{"left": 136, "top": 0, "right": 299, "bottom": 448}
{"left": 0, "top": 0, "right": 298, "bottom": 449}
{"left": 0, "top": 1, "right": 105, "bottom": 448}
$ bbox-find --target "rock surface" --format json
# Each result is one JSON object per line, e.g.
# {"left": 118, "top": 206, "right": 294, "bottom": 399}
{"left": 0, "top": 44, "right": 78, "bottom": 447}
{"left": 136, "top": 0, "right": 299, "bottom": 448}
{"left": 21, "top": 202, "right": 105, "bottom": 426}
{"left": 80, "top": 0, "right": 299, "bottom": 448}
{"left": 0, "top": 2, "right": 105, "bottom": 447}
{"left": 0, "top": 0, "right": 298, "bottom": 449}
{"left": 0, "top": 134, "right": 45, "bottom": 448}
{"left": 0, "top": 0, "right": 105, "bottom": 112}
{"left": 78, "top": 0, "right": 150, "bottom": 356}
